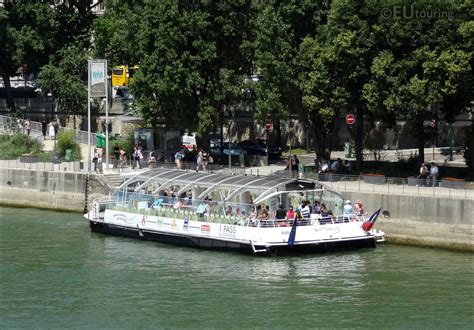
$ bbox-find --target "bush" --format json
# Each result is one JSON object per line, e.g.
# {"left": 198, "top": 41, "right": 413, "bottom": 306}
{"left": 56, "top": 130, "right": 82, "bottom": 160}
{"left": 0, "top": 134, "right": 42, "bottom": 159}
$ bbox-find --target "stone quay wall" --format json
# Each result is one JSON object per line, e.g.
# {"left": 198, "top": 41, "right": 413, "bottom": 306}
{"left": 0, "top": 168, "right": 106, "bottom": 212}
{"left": 0, "top": 168, "right": 472, "bottom": 252}
{"left": 343, "top": 191, "right": 474, "bottom": 252}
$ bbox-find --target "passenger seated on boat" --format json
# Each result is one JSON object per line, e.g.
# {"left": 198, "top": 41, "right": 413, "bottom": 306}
{"left": 226, "top": 205, "right": 234, "bottom": 216}
{"left": 286, "top": 206, "right": 295, "bottom": 220}
{"left": 313, "top": 201, "right": 321, "bottom": 214}
{"left": 319, "top": 203, "right": 332, "bottom": 225}
{"left": 355, "top": 200, "right": 364, "bottom": 221}
{"left": 196, "top": 203, "right": 208, "bottom": 217}
{"left": 294, "top": 208, "right": 304, "bottom": 226}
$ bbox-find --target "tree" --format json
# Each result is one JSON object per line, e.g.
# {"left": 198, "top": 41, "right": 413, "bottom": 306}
{"left": 253, "top": 1, "right": 329, "bottom": 166}
{"left": 0, "top": 2, "right": 56, "bottom": 112}
{"left": 95, "top": 0, "right": 255, "bottom": 146}
{"left": 363, "top": 0, "right": 473, "bottom": 163}
{"left": 300, "top": 0, "right": 379, "bottom": 169}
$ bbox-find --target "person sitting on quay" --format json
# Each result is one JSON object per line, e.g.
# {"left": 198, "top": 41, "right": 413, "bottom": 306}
{"left": 330, "top": 158, "right": 342, "bottom": 173}
{"left": 416, "top": 163, "right": 429, "bottom": 186}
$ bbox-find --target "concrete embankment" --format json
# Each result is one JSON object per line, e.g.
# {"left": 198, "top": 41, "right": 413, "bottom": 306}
{"left": 0, "top": 168, "right": 106, "bottom": 212}
{"left": 343, "top": 191, "right": 474, "bottom": 252}
{"left": 1, "top": 168, "right": 472, "bottom": 252}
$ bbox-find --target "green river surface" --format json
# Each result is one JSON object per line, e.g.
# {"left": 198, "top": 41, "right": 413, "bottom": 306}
{"left": 0, "top": 207, "right": 473, "bottom": 329}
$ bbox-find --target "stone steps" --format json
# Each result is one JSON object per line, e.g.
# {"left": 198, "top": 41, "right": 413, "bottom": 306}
{"left": 103, "top": 173, "right": 124, "bottom": 188}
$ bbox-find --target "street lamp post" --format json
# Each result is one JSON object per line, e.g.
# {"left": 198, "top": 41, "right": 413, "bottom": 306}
{"left": 288, "top": 128, "right": 292, "bottom": 178}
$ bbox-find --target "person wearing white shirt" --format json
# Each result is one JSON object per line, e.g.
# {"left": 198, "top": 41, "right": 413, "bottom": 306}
{"left": 428, "top": 162, "right": 439, "bottom": 186}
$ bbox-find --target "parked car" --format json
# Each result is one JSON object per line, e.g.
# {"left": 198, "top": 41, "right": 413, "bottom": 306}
{"left": 237, "top": 139, "right": 282, "bottom": 158}
{"left": 209, "top": 133, "right": 228, "bottom": 147}
{"left": 210, "top": 142, "right": 247, "bottom": 157}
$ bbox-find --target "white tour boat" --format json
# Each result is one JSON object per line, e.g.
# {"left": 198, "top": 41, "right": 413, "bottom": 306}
{"left": 85, "top": 168, "right": 385, "bottom": 255}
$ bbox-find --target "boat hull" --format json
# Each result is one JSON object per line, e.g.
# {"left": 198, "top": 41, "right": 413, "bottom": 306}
{"left": 88, "top": 220, "right": 377, "bottom": 256}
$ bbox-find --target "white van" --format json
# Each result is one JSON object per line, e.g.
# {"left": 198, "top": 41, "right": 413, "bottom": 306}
{"left": 181, "top": 133, "right": 197, "bottom": 151}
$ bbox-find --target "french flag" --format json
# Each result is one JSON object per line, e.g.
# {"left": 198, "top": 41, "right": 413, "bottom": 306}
{"left": 361, "top": 208, "right": 382, "bottom": 232}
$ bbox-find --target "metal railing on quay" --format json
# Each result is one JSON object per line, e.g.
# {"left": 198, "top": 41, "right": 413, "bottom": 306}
{"left": 301, "top": 172, "right": 473, "bottom": 199}
{"left": 0, "top": 159, "right": 81, "bottom": 172}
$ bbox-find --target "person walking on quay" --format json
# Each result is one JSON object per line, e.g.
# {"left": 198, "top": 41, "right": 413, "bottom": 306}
{"left": 196, "top": 149, "right": 204, "bottom": 172}
{"left": 132, "top": 145, "right": 143, "bottom": 169}
{"left": 428, "top": 162, "right": 439, "bottom": 186}
{"left": 47, "top": 121, "right": 55, "bottom": 140}
{"left": 25, "top": 119, "right": 31, "bottom": 136}
{"left": 291, "top": 155, "right": 299, "bottom": 177}
{"left": 92, "top": 147, "right": 100, "bottom": 173}
{"left": 175, "top": 149, "right": 184, "bottom": 169}
{"left": 41, "top": 120, "right": 47, "bottom": 137}
{"left": 113, "top": 144, "right": 120, "bottom": 169}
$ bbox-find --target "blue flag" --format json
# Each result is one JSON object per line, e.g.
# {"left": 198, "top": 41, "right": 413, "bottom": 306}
{"left": 288, "top": 216, "right": 298, "bottom": 247}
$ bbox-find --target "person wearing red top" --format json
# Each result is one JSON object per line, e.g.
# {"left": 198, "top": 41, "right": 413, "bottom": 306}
{"left": 286, "top": 206, "right": 295, "bottom": 220}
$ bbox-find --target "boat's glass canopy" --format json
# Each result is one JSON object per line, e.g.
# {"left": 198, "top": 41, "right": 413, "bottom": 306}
{"left": 116, "top": 168, "right": 343, "bottom": 206}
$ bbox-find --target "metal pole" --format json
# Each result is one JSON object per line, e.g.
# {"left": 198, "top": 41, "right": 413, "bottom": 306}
{"left": 289, "top": 130, "right": 292, "bottom": 178}
{"left": 228, "top": 141, "right": 231, "bottom": 169}
{"left": 105, "top": 60, "right": 109, "bottom": 171}
{"left": 87, "top": 60, "right": 91, "bottom": 173}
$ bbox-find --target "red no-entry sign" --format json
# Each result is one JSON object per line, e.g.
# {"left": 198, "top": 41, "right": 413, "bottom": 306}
{"left": 346, "top": 114, "right": 355, "bottom": 125}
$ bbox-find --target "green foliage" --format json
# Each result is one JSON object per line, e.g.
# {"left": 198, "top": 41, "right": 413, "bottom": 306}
{"left": 94, "top": 1, "right": 255, "bottom": 136}
{"left": 0, "top": 134, "right": 42, "bottom": 159}
{"left": 56, "top": 130, "right": 81, "bottom": 161}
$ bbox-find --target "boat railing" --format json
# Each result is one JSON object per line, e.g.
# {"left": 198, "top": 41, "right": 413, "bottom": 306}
{"left": 102, "top": 193, "right": 368, "bottom": 228}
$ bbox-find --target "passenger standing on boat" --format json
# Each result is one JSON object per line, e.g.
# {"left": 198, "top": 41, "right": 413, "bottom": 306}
{"left": 343, "top": 200, "right": 353, "bottom": 222}
{"left": 355, "top": 200, "right": 364, "bottom": 220}
{"left": 301, "top": 201, "right": 311, "bottom": 221}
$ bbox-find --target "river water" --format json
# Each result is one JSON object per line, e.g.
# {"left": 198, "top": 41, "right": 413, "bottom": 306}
{"left": 0, "top": 207, "right": 472, "bottom": 329}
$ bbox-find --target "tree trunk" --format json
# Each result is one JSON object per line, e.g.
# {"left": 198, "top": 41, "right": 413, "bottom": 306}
{"left": 415, "top": 119, "right": 425, "bottom": 164}
{"left": 469, "top": 121, "right": 474, "bottom": 173}
{"left": 0, "top": 64, "right": 16, "bottom": 113}
{"left": 355, "top": 105, "right": 364, "bottom": 171}
{"left": 273, "top": 115, "right": 282, "bottom": 149}
{"left": 311, "top": 124, "right": 330, "bottom": 172}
